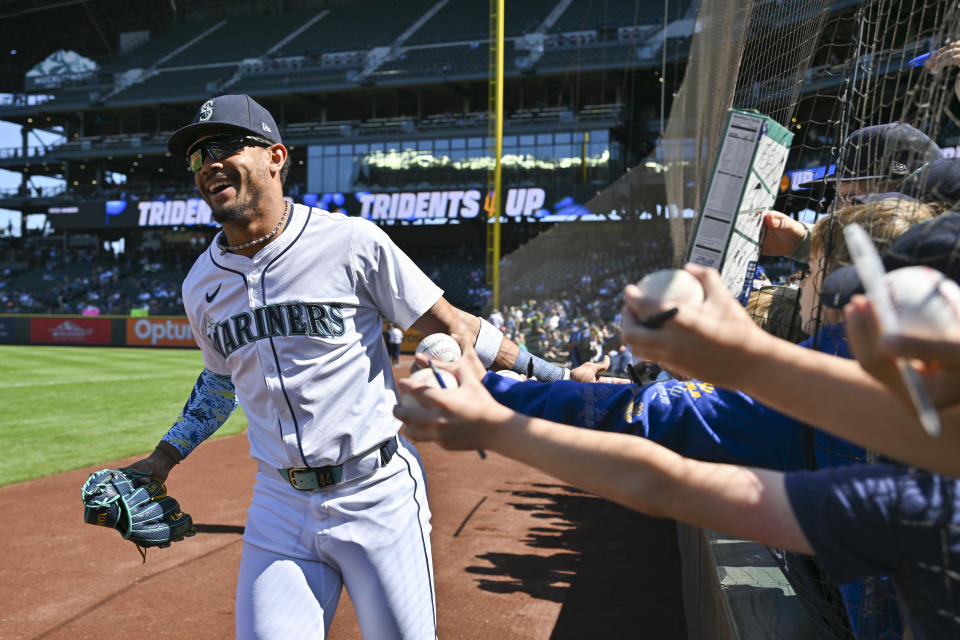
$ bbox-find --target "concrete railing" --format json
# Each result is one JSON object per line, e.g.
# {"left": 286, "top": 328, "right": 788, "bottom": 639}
{"left": 678, "top": 524, "right": 819, "bottom": 639}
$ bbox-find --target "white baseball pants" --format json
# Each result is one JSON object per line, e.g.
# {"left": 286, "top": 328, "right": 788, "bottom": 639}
{"left": 235, "top": 439, "right": 436, "bottom": 639}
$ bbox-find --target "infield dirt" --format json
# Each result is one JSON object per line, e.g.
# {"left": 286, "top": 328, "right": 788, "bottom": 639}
{"left": 0, "top": 355, "right": 684, "bottom": 639}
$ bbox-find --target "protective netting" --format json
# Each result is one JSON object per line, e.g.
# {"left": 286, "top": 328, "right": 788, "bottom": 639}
{"left": 493, "top": 0, "right": 960, "bottom": 637}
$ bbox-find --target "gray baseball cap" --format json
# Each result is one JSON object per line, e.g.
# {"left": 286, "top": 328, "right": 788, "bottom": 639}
{"left": 167, "top": 94, "right": 282, "bottom": 157}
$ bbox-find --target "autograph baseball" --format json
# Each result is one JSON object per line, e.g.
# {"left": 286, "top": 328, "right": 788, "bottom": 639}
{"left": 632, "top": 269, "right": 706, "bottom": 317}
{"left": 411, "top": 333, "right": 462, "bottom": 372}
{"left": 400, "top": 367, "right": 459, "bottom": 408}
{"left": 886, "top": 266, "right": 960, "bottom": 338}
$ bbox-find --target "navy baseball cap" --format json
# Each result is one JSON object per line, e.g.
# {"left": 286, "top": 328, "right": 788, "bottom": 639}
{"left": 821, "top": 212, "right": 960, "bottom": 307}
{"left": 797, "top": 123, "right": 940, "bottom": 188}
{"left": 897, "top": 157, "right": 960, "bottom": 208}
{"left": 167, "top": 94, "right": 282, "bottom": 157}
{"left": 845, "top": 192, "right": 920, "bottom": 206}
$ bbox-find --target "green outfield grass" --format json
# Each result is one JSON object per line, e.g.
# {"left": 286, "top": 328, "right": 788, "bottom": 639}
{"left": 0, "top": 345, "right": 248, "bottom": 486}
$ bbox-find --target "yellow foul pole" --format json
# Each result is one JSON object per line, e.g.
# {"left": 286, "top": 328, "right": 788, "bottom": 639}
{"left": 485, "top": 0, "right": 504, "bottom": 310}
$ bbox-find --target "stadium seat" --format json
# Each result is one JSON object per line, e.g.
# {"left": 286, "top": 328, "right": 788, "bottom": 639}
{"left": 158, "top": 10, "right": 319, "bottom": 68}
{"left": 99, "top": 21, "right": 216, "bottom": 72}
{"left": 275, "top": 0, "right": 436, "bottom": 57}
{"left": 108, "top": 67, "right": 235, "bottom": 105}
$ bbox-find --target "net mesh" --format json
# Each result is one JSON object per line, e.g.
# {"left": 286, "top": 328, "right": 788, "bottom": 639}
{"left": 492, "top": 0, "right": 960, "bottom": 637}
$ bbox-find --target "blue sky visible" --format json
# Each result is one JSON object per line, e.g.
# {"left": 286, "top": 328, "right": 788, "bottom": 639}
{"left": 0, "top": 115, "right": 66, "bottom": 236}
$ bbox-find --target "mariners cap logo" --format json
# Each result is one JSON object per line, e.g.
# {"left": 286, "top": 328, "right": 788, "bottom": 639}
{"left": 198, "top": 99, "right": 215, "bottom": 122}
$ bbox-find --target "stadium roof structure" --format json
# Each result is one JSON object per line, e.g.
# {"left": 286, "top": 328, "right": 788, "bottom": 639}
{"left": 0, "top": 0, "right": 701, "bottom": 215}
{"left": 0, "top": 0, "right": 698, "bottom": 109}
{"left": 0, "top": 0, "right": 213, "bottom": 93}
{"left": 0, "top": 0, "right": 926, "bottom": 226}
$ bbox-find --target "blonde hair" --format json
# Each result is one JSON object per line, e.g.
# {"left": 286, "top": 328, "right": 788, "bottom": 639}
{"left": 810, "top": 198, "right": 935, "bottom": 275}
{"left": 747, "top": 286, "right": 806, "bottom": 343}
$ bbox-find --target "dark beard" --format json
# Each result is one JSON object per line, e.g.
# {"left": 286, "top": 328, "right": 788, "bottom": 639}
{"left": 208, "top": 178, "right": 264, "bottom": 225}
{"left": 211, "top": 202, "right": 248, "bottom": 224}
{"left": 204, "top": 159, "right": 269, "bottom": 226}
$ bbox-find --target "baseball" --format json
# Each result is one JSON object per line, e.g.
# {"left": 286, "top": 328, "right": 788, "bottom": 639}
{"left": 400, "top": 367, "right": 459, "bottom": 408}
{"left": 411, "top": 333, "right": 462, "bottom": 372}
{"left": 631, "top": 269, "right": 706, "bottom": 317}
{"left": 885, "top": 266, "right": 960, "bottom": 338}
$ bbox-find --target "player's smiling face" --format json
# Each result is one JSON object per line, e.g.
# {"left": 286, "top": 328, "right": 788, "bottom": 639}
{"left": 191, "top": 136, "right": 272, "bottom": 225}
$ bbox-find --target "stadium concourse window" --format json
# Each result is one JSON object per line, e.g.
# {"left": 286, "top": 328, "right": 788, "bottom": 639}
{"left": 307, "top": 130, "right": 618, "bottom": 193}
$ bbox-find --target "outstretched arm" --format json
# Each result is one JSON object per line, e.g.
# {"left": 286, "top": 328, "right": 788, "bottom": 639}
{"left": 127, "top": 368, "right": 238, "bottom": 482}
{"left": 394, "top": 349, "right": 812, "bottom": 554}
{"left": 620, "top": 264, "right": 960, "bottom": 475}
{"left": 925, "top": 40, "right": 960, "bottom": 101}
{"left": 411, "top": 297, "right": 568, "bottom": 381}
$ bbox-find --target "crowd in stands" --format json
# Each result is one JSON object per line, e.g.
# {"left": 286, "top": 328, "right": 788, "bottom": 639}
{"left": 1, "top": 215, "right": 801, "bottom": 379}
{"left": 483, "top": 253, "right": 802, "bottom": 378}
{"left": 0, "top": 242, "right": 189, "bottom": 316}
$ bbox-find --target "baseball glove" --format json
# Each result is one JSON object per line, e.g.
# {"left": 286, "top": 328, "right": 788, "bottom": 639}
{"left": 81, "top": 468, "right": 195, "bottom": 561}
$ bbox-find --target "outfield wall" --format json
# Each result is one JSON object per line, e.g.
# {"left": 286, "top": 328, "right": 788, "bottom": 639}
{"left": 0, "top": 315, "right": 425, "bottom": 352}
{"left": 0, "top": 315, "right": 196, "bottom": 348}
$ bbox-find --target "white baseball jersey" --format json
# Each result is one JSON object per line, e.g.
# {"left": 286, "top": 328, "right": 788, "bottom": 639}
{"left": 182, "top": 203, "right": 442, "bottom": 469}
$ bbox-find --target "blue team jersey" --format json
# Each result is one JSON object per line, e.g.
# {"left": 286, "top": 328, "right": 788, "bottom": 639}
{"left": 483, "top": 360, "right": 866, "bottom": 472}
{"left": 484, "top": 373, "right": 819, "bottom": 470}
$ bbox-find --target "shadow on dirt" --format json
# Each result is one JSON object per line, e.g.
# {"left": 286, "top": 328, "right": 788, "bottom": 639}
{"left": 466, "top": 482, "right": 686, "bottom": 639}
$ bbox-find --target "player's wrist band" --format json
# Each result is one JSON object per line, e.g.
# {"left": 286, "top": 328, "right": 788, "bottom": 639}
{"left": 155, "top": 441, "right": 181, "bottom": 465}
{"left": 475, "top": 318, "right": 503, "bottom": 369}
{"left": 511, "top": 350, "right": 567, "bottom": 382}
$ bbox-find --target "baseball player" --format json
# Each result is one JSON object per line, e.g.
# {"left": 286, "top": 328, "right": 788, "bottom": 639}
{"left": 127, "top": 94, "right": 570, "bottom": 639}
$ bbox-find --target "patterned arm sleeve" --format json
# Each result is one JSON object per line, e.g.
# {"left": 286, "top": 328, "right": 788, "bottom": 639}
{"left": 161, "top": 368, "right": 238, "bottom": 459}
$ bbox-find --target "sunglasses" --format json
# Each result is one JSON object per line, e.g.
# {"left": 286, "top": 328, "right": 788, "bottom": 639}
{"left": 186, "top": 135, "right": 273, "bottom": 172}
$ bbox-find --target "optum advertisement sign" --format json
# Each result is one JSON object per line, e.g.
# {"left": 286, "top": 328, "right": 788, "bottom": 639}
{"left": 125, "top": 317, "right": 196, "bottom": 347}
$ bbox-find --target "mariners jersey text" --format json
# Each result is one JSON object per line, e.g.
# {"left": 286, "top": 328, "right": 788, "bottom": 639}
{"left": 207, "top": 302, "right": 345, "bottom": 358}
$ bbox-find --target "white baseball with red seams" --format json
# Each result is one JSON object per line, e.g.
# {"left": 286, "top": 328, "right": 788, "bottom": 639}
{"left": 885, "top": 266, "right": 960, "bottom": 338}
{"left": 400, "top": 367, "right": 460, "bottom": 408}
{"left": 182, "top": 203, "right": 441, "bottom": 638}
{"left": 411, "top": 332, "right": 462, "bottom": 372}
{"left": 415, "top": 333, "right": 462, "bottom": 361}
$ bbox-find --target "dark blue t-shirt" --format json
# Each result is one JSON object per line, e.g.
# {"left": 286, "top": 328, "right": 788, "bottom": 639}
{"left": 786, "top": 465, "right": 960, "bottom": 640}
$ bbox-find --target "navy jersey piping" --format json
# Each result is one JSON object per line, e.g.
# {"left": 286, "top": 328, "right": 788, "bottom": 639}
{"left": 262, "top": 206, "right": 312, "bottom": 467}
{"left": 397, "top": 446, "right": 437, "bottom": 633}
{"left": 208, "top": 244, "right": 250, "bottom": 283}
